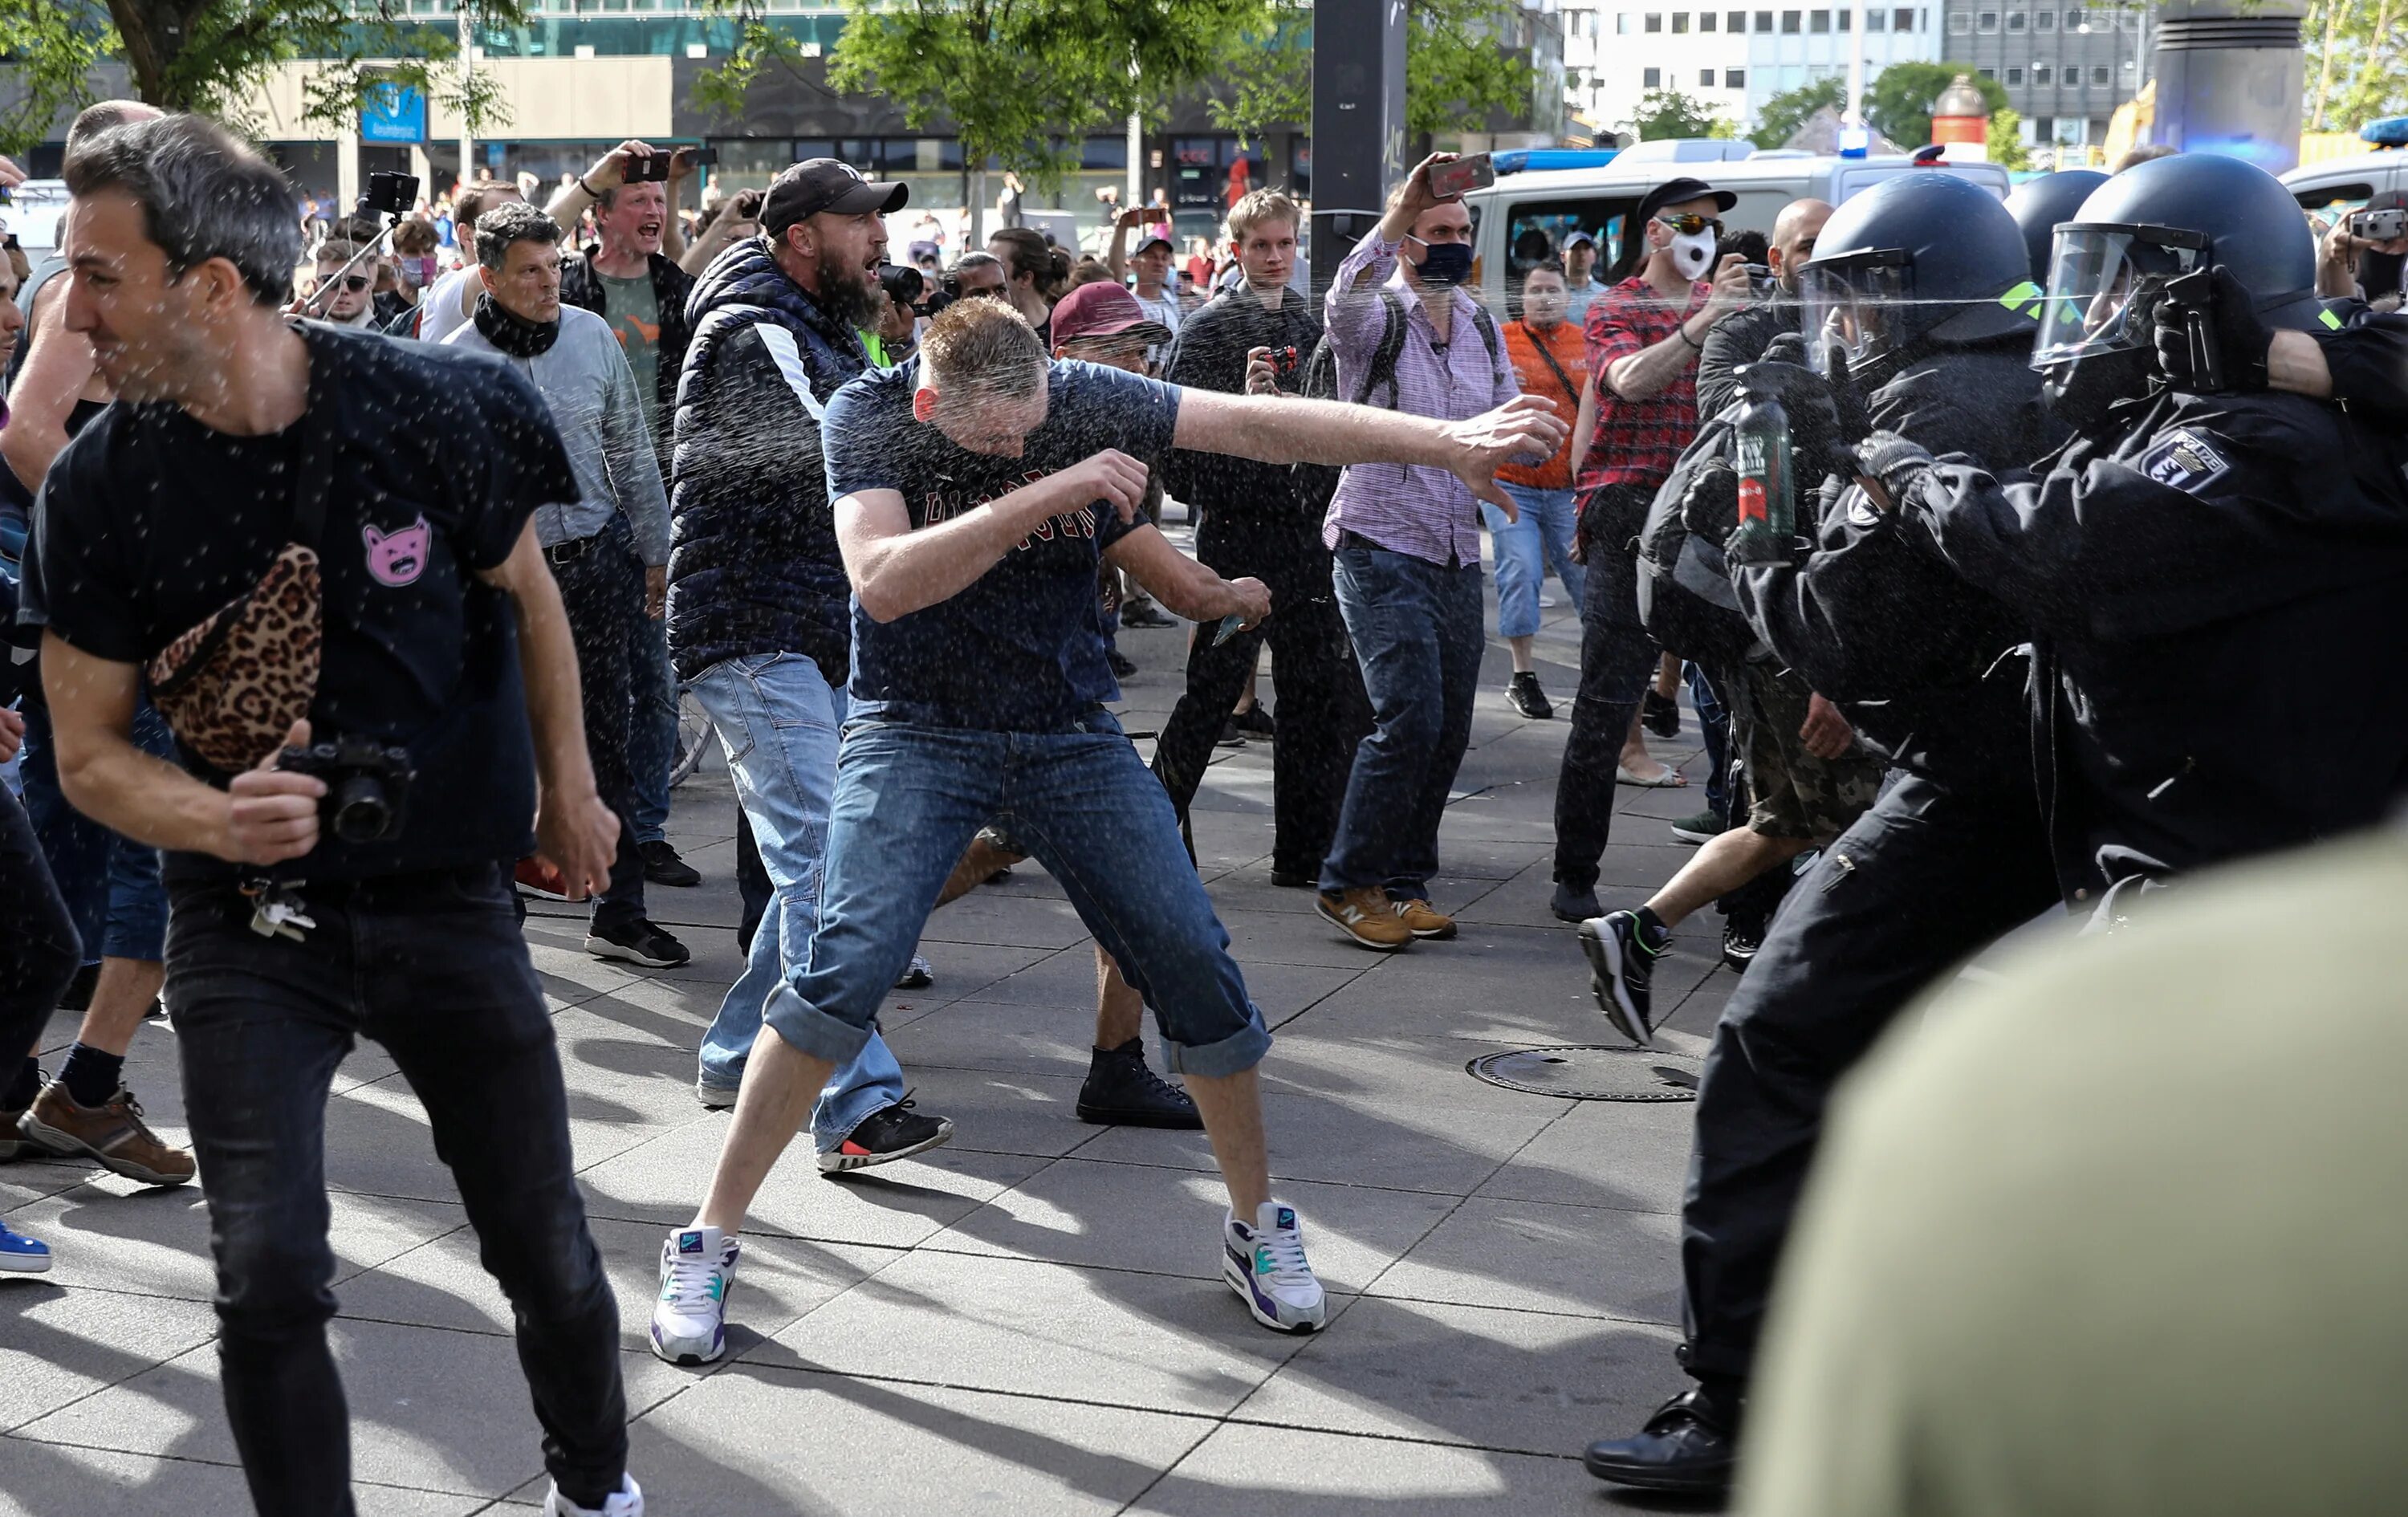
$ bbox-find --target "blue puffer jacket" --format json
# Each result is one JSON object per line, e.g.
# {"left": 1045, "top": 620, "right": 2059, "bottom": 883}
{"left": 665, "top": 238, "right": 867, "bottom": 684}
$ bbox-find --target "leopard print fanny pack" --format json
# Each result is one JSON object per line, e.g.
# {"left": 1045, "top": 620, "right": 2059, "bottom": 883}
{"left": 145, "top": 343, "right": 332, "bottom": 774}
{"left": 146, "top": 545, "right": 324, "bottom": 772}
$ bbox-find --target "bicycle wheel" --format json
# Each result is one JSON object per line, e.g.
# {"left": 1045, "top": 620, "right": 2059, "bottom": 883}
{"left": 668, "top": 685, "right": 714, "bottom": 787}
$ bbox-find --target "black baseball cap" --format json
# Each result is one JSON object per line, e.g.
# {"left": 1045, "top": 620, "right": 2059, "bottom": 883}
{"left": 762, "top": 159, "right": 908, "bottom": 235}
{"left": 1634, "top": 177, "right": 1739, "bottom": 228}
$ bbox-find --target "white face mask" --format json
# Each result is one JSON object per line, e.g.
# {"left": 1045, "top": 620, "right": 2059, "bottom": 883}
{"left": 1669, "top": 229, "right": 1717, "bottom": 281}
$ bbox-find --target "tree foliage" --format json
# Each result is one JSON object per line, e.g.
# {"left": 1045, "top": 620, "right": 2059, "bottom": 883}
{"left": 1863, "top": 60, "right": 2009, "bottom": 148}
{"left": 1199, "top": 0, "right": 1542, "bottom": 147}
{"left": 2305, "top": 0, "right": 2408, "bottom": 130}
{"left": 0, "top": 0, "right": 527, "bottom": 157}
{"left": 1625, "top": 87, "right": 1729, "bottom": 141}
{"left": 1987, "top": 105, "right": 2032, "bottom": 170}
{"left": 1748, "top": 76, "right": 1845, "bottom": 149}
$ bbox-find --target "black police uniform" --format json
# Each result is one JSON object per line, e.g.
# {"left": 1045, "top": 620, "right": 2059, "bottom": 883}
{"left": 1151, "top": 280, "right": 1372, "bottom": 881}
{"left": 1889, "top": 384, "right": 2408, "bottom": 899}
{"left": 1680, "top": 339, "right": 2065, "bottom": 1395}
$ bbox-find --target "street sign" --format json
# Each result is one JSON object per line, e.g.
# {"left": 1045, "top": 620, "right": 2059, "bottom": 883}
{"left": 360, "top": 83, "right": 427, "bottom": 146}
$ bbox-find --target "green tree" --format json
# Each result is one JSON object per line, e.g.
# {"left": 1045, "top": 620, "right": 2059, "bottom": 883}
{"left": 1863, "top": 60, "right": 2010, "bottom": 148}
{"left": 1199, "top": 0, "right": 1542, "bottom": 148}
{"left": 700, "top": 0, "right": 1254, "bottom": 242}
{"left": 2307, "top": 0, "right": 2408, "bottom": 129}
{"left": 0, "top": 0, "right": 526, "bottom": 157}
{"left": 1987, "top": 105, "right": 2032, "bottom": 170}
{"left": 1748, "top": 76, "right": 1845, "bottom": 150}
{"left": 1625, "top": 87, "right": 1728, "bottom": 141}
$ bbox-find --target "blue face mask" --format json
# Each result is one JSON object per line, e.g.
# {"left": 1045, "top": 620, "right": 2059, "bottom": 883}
{"left": 1415, "top": 241, "right": 1474, "bottom": 287}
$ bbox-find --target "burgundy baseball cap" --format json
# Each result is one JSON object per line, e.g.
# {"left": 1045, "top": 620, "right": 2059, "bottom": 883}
{"left": 1049, "top": 281, "right": 1172, "bottom": 347}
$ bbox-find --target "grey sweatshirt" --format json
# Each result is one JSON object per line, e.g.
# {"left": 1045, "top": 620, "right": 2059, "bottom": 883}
{"left": 443, "top": 303, "right": 671, "bottom": 566}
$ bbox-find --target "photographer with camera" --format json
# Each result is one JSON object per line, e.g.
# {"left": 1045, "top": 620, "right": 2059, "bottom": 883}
{"left": 445, "top": 201, "right": 687, "bottom": 970}
{"left": 22, "top": 116, "right": 641, "bottom": 1517}
{"left": 1152, "top": 188, "right": 1371, "bottom": 892}
{"left": 2315, "top": 189, "right": 2408, "bottom": 311}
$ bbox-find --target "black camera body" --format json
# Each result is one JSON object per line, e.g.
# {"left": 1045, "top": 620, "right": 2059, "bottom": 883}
{"left": 279, "top": 738, "right": 415, "bottom": 845}
{"left": 360, "top": 171, "right": 420, "bottom": 218}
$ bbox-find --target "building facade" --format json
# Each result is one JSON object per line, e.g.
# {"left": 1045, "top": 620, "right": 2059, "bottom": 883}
{"left": 1938, "top": 0, "right": 2146, "bottom": 149}
{"left": 1562, "top": 1, "right": 1940, "bottom": 136}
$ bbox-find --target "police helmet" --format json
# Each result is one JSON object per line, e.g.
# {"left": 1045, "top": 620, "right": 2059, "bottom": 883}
{"left": 2032, "top": 153, "right": 2324, "bottom": 372}
{"left": 2003, "top": 169, "right": 2108, "bottom": 283}
{"left": 1796, "top": 171, "right": 2037, "bottom": 377}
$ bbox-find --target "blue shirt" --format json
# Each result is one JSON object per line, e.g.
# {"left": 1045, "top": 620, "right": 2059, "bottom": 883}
{"left": 823, "top": 359, "right": 1180, "bottom": 730}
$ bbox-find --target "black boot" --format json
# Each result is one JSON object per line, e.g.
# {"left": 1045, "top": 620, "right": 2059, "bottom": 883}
{"left": 1076, "top": 1038, "right": 1203, "bottom": 1129}
{"left": 1583, "top": 1384, "right": 1740, "bottom": 1494}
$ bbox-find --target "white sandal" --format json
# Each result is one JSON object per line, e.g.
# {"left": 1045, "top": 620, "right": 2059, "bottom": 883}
{"left": 1616, "top": 763, "right": 1690, "bottom": 788}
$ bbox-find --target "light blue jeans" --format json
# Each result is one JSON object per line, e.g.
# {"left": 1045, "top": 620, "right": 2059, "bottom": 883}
{"left": 628, "top": 612, "right": 677, "bottom": 846}
{"left": 688, "top": 653, "right": 905, "bottom": 1152}
{"left": 1482, "top": 482, "right": 1588, "bottom": 641}
{"left": 763, "top": 708, "right": 1270, "bottom": 1079}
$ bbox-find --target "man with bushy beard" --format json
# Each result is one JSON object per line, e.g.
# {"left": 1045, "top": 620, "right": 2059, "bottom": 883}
{"left": 662, "top": 161, "right": 958, "bottom": 1174}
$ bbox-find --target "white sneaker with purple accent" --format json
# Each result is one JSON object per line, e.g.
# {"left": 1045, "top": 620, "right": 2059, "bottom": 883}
{"left": 649, "top": 1225, "right": 738, "bottom": 1365}
{"left": 1222, "top": 1199, "right": 1327, "bottom": 1333}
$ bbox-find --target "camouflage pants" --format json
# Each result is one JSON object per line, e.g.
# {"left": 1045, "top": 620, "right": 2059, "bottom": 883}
{"left": 1733, "top": 660, "right": 1883, "bottom": 844}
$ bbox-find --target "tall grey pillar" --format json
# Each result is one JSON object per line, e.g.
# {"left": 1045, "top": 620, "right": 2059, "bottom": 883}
{"left": 1310, "top": 0, "right": 1408, "bottom": 293}
{"left": 2148, "top": 0, "right": 2304, "bottom": 173}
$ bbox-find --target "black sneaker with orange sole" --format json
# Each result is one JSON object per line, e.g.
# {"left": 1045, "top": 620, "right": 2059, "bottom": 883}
{"left": 818, "top": 1099, "right": 954, "bottom": 1174}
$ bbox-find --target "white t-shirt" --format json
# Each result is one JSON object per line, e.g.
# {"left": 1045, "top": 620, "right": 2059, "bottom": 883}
{"left": 417, "top": 266, "right": 483, "bottom": 345}
{"left": 1132, "top": 287, "right": 1182, "bottom": 340}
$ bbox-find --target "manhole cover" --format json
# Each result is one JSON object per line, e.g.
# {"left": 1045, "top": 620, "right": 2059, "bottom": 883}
{"left": 1466, "top": 1044, "right": 1703, "bottom": 1103}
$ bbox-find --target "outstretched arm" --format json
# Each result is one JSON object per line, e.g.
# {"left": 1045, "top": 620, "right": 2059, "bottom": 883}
{"left": 1104, "top": 523, "right": 1270, "bottom": 625}
{"left": 1169, "top": 388, "right": 1566, "bottom": 510}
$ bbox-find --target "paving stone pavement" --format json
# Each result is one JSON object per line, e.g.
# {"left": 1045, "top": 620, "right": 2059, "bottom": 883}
{"left": 2, "top": 542, "right": 1747, "bottom": 1515}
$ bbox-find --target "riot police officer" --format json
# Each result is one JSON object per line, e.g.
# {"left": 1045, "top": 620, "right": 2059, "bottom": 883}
{"left": 2004, "top": 168, "right": 2108, "bottom": 285}
{"left": 1582, "top": 169, "right": 2067, "bottom": 1498}
{"left": 1862, "top": 153, "right": 2408, "bottom": 901}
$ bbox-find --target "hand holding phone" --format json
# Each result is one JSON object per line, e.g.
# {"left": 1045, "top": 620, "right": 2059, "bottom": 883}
{"left": 1427, "top": 153, "right": 1496, "bottom": 201}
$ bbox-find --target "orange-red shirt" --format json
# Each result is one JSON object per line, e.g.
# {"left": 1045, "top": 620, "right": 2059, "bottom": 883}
{"left": 1498, "top": 317, "right": 1588, "bottom": 490}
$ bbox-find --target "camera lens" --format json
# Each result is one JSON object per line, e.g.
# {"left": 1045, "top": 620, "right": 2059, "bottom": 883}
{"left": 328, "top": 773, "right": 393, "bottom": 844}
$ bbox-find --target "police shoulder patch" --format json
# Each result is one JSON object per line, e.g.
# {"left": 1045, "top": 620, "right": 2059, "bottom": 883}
{"left": 2138, "top": 427, "right": 2233, "bottom": 494}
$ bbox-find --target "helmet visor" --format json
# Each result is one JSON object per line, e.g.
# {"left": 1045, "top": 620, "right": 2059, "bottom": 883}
{"left": 2032, "top": 224, "right": 2208, "bottom": 368}
{"left": 1799, "top": 251, "right": 1910, "bottom": 376}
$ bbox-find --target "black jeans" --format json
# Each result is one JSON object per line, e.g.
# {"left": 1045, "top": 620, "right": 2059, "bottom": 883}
{"left": 164, "top": 866, "right": 627, "bottom": 1515}
{"left": 1152, "top": 513, "right": 1372, "bottom": 879}
{"left": 550, "top": 519, "right": 647, "bottom": 932}
{"left": 1, "top": 781, "right": 82, "bottom": 1061}
{"left": 1553, "top": 485, "right": 1663, "bottom": 892}
{"left": 1678, "top": 771, "right": 2060, "bottom": 1385}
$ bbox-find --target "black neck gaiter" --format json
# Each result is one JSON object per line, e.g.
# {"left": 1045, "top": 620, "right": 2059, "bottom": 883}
{"left": 473, "top": 292, "right": 561, "bottom": 358}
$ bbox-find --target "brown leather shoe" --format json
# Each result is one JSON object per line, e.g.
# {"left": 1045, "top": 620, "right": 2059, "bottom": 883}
{"left": 1316, "top": 887, "right": 1413, "bottom": 950}
{"left": 1392, "top": 897, "right": 1458, "bottom": 940}
{"left": 20, "top": 1083, "right": 196, "bottom": 1187}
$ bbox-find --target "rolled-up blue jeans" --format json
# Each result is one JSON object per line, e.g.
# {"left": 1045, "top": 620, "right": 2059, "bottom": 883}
{"left": 687, "top": 653, "right": 903, "bottom": 1152}
{"left": 763, "top": 708, "right": 1271, "bottom": 1080}
{"left": 1482, "top": 483, "right": 1587, "bottom": 641}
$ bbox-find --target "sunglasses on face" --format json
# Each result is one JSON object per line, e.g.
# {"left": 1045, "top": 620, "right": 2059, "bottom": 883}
{"left": 323, "top": 274, "right": 369, "bottom": 293}
{"left": 1656, "top": 214, "right": 1724, "bottom": 238}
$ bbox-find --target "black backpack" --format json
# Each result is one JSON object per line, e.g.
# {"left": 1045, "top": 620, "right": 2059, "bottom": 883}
{"left": 1633, "top": 407, "right": 1766, "bottom": 667}
{"left": 1294, "top": 288, "right": 1501, "bottom": 508}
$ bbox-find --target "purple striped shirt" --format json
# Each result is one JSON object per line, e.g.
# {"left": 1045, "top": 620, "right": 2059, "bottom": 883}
{"left": 1320, "top": 234, "right": 1520, "bottom": 567}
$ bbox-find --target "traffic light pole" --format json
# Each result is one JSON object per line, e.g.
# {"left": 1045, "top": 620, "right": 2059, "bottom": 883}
{"left": 1308, "top": 0, "right": 1409, "bottom": 294}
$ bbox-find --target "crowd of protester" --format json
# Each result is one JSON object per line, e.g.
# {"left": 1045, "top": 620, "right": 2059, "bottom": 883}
{"left": 3, "top": 100, "right": 2405, "bottom": 1517}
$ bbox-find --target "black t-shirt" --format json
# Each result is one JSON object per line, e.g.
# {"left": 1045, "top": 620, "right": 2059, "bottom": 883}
{"left": 822, "top": 358, "right": 1179, "bottom": 730}
{"left": 19, "top": 323, "right": 575, "bottom": 882}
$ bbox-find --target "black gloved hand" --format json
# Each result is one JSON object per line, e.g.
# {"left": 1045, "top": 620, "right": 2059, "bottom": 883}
{"left": 2152, "top": 264, "right": 2272, "bottom": 393}
{"left": 1738, "top": 359, "right": 1855, "bottom": 486}
{"left": 1853, "top": 431, "right": 1935, "bottom": 513}
{"left": 1682, "top": 456, "right": 1743, "bottom": 548}
{"left": 1759, "top": 331, "right": 1809, "bottom": 368}
{"left": 1822, "top": 348, "right": 1877, "bottom": 446}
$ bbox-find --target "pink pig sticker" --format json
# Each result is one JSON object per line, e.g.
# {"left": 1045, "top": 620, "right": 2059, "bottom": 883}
{"left": 362, "top": 515, "right": 433, "bottom": 588}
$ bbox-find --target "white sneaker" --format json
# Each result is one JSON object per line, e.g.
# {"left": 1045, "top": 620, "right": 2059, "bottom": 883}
{"left": 1222, "top": 1200, "right": 1328, "bottom": 1333}
{"left": 544, "top": 1474, "right": 643, "bottom": 1516}
{"left": 649, "top": 1225, "right": 738, "bottom": 1365}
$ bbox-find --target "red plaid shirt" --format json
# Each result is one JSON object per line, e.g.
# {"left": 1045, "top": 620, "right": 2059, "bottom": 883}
{"left": 1576, "top": 275, "right": 1710, "bottom": 494}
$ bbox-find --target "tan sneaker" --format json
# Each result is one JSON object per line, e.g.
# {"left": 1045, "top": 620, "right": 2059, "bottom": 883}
{"left": 20, "top": 1083, "right": 196, "bottom": 1187}
{"left": 1392, "top": 898, "right": 1458, "bottom": 940}
{"left": 1316, "top": 887, "right": 1413, "bottom": 951}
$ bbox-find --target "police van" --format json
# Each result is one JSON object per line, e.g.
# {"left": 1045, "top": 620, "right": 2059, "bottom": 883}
{"left": 2279, "top": 153, "right": 2406, "bottom": 219}
{"left": 1462, "top": 140, "right": 2013, "bottom": 307}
